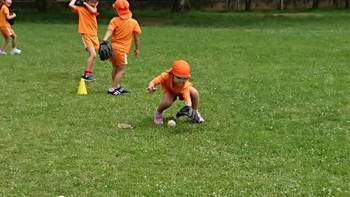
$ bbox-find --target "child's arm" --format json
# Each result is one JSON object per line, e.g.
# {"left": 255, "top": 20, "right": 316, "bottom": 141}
{"left": 183, "top": 88, "right": 192, "bottom": 107}
{"left": 69, "top": 0, "right": 78, "bottom": 9}
{"left": 83, "top": 2, "right": 98, "bottom": 14}
{"left": 133, "top": 33, "right": 140, "bottom": 58}
{"left": 184, "top": 99, "right": 192, "bottom": 107}
{"left": 102, "top": 29, "right": 113, "bottom": 42}
{"left": 147, "top": 74, "right": 164, "bottom": 94}
{"left": 147, "top": 81, "right": 157, "bottom": 93}
{"left": 6, "top": 12, "right": 15, "bottom": 20}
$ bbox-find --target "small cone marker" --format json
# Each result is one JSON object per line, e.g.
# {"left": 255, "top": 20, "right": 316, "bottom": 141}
{"left": 77, "top": 78, "right": 87, "bottom": 95}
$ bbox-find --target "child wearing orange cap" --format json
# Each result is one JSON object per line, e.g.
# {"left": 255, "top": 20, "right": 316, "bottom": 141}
{"left": 0, "top": 0, "right": 21, "bottom": 55}
{"left": 101, "top": 0, "right": 141, "bottom": 96}
{"left": 69, "top": 0, "right": 99, "bottom": 81}
{"left": 147, "top": 60, "right": 204, "bottom": 124}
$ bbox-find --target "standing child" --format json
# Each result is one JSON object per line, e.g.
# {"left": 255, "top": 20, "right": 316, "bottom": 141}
{"left": 101, "top": 0, "right": 141, "bottom": 96}
{"left": 69, "top": 0, "right": 99, "bottom": 81}
{"left": 0, "top": 0, "right": 21, "bottom": 55}
{"left": 147, "top": 60, "right": 204, "bottom": 124}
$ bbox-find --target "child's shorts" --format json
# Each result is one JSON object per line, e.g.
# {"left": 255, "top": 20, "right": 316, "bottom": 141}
{"left": 81, "top": 34, "right": 99, "bottom": 50}
{"left": 1, "top": 27, "right": 16, "bottom": 38}
{"left": 109, "top": 49, "right": 128, "bottom": 67}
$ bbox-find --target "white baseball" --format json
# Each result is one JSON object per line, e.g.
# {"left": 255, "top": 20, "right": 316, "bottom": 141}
{"left": 167, "top": 120, "right": 176, "bottom": 127}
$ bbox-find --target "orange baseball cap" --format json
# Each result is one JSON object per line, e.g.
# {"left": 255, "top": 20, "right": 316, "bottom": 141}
{"left": 171, "top": 60, "right": 191, "bottom": 78}
{"left": 113, "top": 0, "right": 132, "bottom": 19}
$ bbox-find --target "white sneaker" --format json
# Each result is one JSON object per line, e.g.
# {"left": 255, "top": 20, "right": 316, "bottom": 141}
{"left": 0, "top": 50, "right": 6, "bottom": 55}
{"left": 196, "top": 111, "right": 205, "bottom": 123}
{"left": 10, "top": 48, "right": 21, "bottom": 55}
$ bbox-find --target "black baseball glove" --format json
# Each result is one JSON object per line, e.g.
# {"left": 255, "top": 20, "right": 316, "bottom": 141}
{"left": 176, "top": 106, "right": 202, "bottom": 123}
{"left": 98, "top": 41, "right": 113, "bottom": 61}
{"left": 75, "top": 0, "right": 85, "bottom": 6}
{"left": 7, "top": 18, "right": 15, "bottom": 25}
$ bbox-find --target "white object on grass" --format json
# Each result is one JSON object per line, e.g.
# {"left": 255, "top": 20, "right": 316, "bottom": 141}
{"left": 167, "top": 120, "right": 176, "bottom": 128}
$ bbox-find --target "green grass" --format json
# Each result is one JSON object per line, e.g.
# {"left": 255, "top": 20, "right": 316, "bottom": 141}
{"left": 0, "top": 9, "right": 349, "bottom": 196}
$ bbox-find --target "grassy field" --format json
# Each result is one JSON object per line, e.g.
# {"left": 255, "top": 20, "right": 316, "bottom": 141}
{"left": 0, "top": 9, "right": 349, "bottom": 196}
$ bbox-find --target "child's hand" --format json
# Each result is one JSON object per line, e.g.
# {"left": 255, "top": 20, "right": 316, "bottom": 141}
{"left": 134, "top": 49, "right": 139, "bottom": 58}
{"left": 147, "top": 85, "right": 156, "bottom": 94}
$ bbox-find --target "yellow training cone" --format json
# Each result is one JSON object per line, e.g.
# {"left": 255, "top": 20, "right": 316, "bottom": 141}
{"left": 77, "top": 78, "right": 87, "bottom": 95}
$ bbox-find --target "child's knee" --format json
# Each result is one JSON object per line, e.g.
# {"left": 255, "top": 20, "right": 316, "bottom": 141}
{"left": 190, "top": 87, "right": 199, "bottom": 97}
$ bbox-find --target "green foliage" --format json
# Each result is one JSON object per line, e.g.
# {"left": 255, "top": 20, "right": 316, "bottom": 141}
{"left": 0, "top": 10, "right": 349, "bottom": 196}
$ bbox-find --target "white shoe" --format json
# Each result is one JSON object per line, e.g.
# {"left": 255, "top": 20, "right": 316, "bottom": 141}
{"left": 196, "top": 111, "right": 205, "bottom": 123}
{"left": 10, "top": 48, "right": 21, "bottom": 55}
{"left": 0, "top": 50, "right": 6, "bottom": 55}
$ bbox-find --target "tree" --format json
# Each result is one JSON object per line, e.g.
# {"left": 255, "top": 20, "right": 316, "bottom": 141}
{"left": 245, "top": 0, "right": 251, "bottom": 11}
{"left": 226, "top": 0, "right": 236, "bottom": 10}
{"left": 312, "top": 0, "right": 319, "bottom": 9}
{"left": 280, "top": 0, "right": 283, "bottom": 10}
{"left": 172, "top": 0, "right": 191, "bottom": 12}
{"left": 36, "top": 0, "right": 54, "bottom": 12}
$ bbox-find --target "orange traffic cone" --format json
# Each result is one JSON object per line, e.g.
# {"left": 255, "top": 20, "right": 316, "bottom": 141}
{"left": 77, "top": 78, "right": 87, "bottom": 95}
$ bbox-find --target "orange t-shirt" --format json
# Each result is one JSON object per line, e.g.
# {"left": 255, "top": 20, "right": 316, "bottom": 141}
{"left": 0, "top": 5, "right": 10, "bottom": 28}
{"left": 72, "top": 6, "right": 98, "bottom": 35}
{"left": 151, "top": 71, "right": 192, "bottom": 102}
{"left": 108, "top": 17, "right": 141, "bottom": 53}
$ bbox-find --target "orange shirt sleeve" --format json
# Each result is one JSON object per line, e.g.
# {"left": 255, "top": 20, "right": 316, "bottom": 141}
{"left": 3, "top": 6, "right": 9, "bottom": 16}
{"left": 133, "top": 22, "right": 141, "bottom": 34}
{"left": 107, "top": 18, "right": 116, "bottom": 31}
{"left": 151, "top": 72, "right": 167, "bottom": 86}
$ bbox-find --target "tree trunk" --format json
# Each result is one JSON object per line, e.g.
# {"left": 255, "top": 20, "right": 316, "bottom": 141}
{"left": 36, "top": 0, "right": 54, "bottom": 12}
{"left": 172, "top": 0, "right": 191, "bottom": 12}
{"left": 280, "top": 0, "right": 284, "bottom": 10}
{"left": 312, "top": 0, "right": 319, "bottom": 9}
{"left": 226, "top": 0, "right": 235, "bottom": 10}
{"left": 36, "top": 0, "right": 48, "bottom": 12}
{"left": 346, "top": 0, "right": 350, "bottom": 8}
{"left": 245, "top": 0, "right": 251, "bottom": 11}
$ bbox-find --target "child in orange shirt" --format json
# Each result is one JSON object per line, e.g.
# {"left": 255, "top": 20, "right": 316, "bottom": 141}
{"left": 69, "top": 0, "right": 99, "bottom": 81}
{"left": 147, "top": 60, "right": 204, "bottom": 124}
{"left": 101, "top": 0, "right": 141, "bottom": 96}
{"left": 0, "top": 0, "right": 21, "bottom": 55}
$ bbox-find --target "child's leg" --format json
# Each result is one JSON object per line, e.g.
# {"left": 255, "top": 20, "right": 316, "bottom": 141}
{"left": 189, "top": 87, "right": 204, "bottom": 122}
{"left": 154, "top": 92, "right": 176, "bottom": 124}
{"left": 189, "top": 87, "right": 200, "bottom": 110}
{"left": 111, "top": 64, "right": 126, "bottom": 89}
{"left": 0, "top": 36, "right": 9, "bottom": 52}
{"left": 157, "top": 92, "right": 176, "bottom": 113}
{"left": 85, "top": 47, "right": 97, "bottom": 74}
{"left": 11, "top": 34, "right": 16, "bottom": 49}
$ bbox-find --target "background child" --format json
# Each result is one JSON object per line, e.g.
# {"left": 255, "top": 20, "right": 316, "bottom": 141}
{"left": 0, "top": 0, "right": 21, "bottom": 55}
{"left": 101, "top": 0, "right": 141, "bottom": 96}
{"left": 69, "top": 0, "right": 99, "bottom": 81}
{"left": 147, "top": 60, "right": 204, "bottom": 124}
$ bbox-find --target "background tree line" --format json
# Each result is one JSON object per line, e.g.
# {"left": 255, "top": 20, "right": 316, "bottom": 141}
{"left": 13, "top": 0, "right": 350, "bottom": 12}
